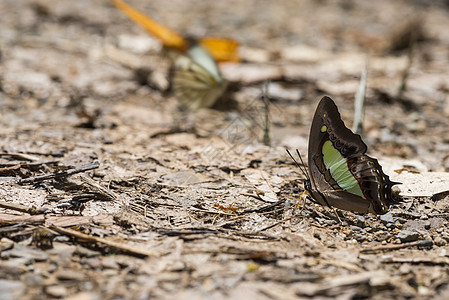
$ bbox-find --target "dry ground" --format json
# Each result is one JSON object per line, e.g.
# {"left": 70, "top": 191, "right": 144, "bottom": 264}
{"left": 1, "top": 0, "right": 449, "bottom": 299}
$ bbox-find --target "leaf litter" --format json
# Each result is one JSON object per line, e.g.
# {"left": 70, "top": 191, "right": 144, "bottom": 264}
{"left": 1, "top": 0, "right": 449, "bottom": 299}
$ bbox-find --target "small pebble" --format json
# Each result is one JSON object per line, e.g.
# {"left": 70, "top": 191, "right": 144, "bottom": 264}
{"left": 336, "top": 233, "right": 346, "bottom": 240}
{"left": 380, "top": 212, "right": 394, "bottom": 224}
{"left": 46, "top": 285, "right": 68, "bottom": 298}
{"left": 76, "top": 246, "right": 100, "bottom": 258}
{"left": 374, "top": 231, "right": 391, "bottom": 242}
{"left": 1, "top": 261, "right": 27, "bottom": 276}
{"left": 441, "top": 233, "right": 449, "bottom": 242}
{"left": 377, "top": 225, "right": 387, "bottom": 231}
{"left": 396, "top": 217, "right": 407, "bottom": 224}
{"left": 355, "top": 215, "right": 365, "bottom": 227}
{"left": 353, "top": 233, "right": 367, "bottom": 242}
{"left": 397, "top": 230, "right": 420, "bottom": 243}
{"left": 85, "top": 258, "right": 102, "bottom": 269}
{"left": 55, "top": 269, "right": 87, "bottom": 281}
{"left": 102, "top": 257, "right": 119, "bottom": 270}
{"left": 54, "top": 236, "right": 70, "bottom": 243}
{"left": 350, "top": 225, "right": 365, "bottom": 233}
{"left": 0, "top": 280, "right": 25, "bottom": 299}
{"left": 434, "top": 237, "right": 447, "bottom": 247}
{"left": 386, "top": 223, "right": 396, "bottom": 229}
{"left": 23, "top": 273, "right": 44, "bottom": 287}
{"left": 2, "top": 245, "right": 49, "bottom": 261}
{"left": 0, "top": 238, "right": 14, "bottom": 252}
{"left": 323, "top": 219, "right": 337, "bottom": 226}
{"left": 316, "top": 218, "right": 326, "bottom": 225}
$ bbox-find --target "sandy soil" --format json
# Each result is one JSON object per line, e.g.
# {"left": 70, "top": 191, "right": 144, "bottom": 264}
{"left": 1, "top": 0, "right": 449, "bottom": 299}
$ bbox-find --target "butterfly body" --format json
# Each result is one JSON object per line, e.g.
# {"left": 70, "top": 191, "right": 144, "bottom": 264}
{"left": 305, "top": 96, "right": 400, "bottom": 215}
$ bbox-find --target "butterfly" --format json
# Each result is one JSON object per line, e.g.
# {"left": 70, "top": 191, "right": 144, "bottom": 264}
{"left": 289, "top": 96, "right": 401, "bottom": 215}
{"left": 170, "top": 42, "right": 228, "bottom": 110}
{"left": 110, "top": 0, "right": 238, "bottom": 109}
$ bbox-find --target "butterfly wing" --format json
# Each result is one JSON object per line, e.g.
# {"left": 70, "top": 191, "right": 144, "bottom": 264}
{"left": 198, "top": 37, "right": 240, "bottom": 62}
{"left": 307, "top": 96, "right": 399, "bottom": 214}
{"left": 111, "top": 0, "right": 187, "bottom": 50}
{"left": 308, "top": 96, "right": 367, "bottom": 192}
{"left": 173, "top": 44, "right": 227, "bottom": 110}
{"left": 111, "top": 0, "right": 240, "bottom": 63}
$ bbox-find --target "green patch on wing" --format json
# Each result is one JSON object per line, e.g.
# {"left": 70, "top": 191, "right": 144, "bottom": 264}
{"left": 322, "top": 140, "right": 364, "bottom": 197}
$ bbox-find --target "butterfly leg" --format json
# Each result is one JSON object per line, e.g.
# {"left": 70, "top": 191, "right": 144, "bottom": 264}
{"left": 294, "top": 190, "right": 308, "bottom": 214}
{"left": 331, "top": 207, "right": 342, "bottom": 223}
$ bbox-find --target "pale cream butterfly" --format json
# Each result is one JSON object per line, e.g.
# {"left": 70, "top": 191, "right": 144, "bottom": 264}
{"left": 172, "top": 43, "right": 228, "bottom": 110}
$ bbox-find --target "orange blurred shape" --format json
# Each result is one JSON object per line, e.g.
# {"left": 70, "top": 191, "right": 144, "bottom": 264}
{"left": 199, "top": 38, "right": 239, "bottom": 62}
{"left": 111, "top": 0, "right": 186, "bottom": 50}
{"left": 111, "top": 0, "right": 239, "bottom": 62}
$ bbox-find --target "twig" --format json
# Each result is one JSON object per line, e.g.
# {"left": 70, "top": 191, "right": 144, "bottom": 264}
{"left": 80, "top": 175, "right": 117, "bottom": 201}
{"left": 397, "top": 30, "right": 416, "bottom": 96}
{"left": 360, "top": 239, "right": 433, "bottom": 253}
{"left": 262, "top": 81, "right": 271, "bottom": 146}
{"left": 240, "top": 199, "right": 284, "bottom": 214}
{"left": 352, "top": 63, "right": 368, "bottom": 135}
{"left": 0, "top": 214, "right": 45, "bottom": 225}
{"left": 0, "top": 152, "right": 41, "bottom": 161}
{"left": 188, "top": 206, "right": 235, "bottom": 216}
{"left": 50, "top": 225, "right": 161, "bottom": 257}
{"left": 18, "top": 162, "right": 100, "bottom": 184}
{"left": 381, "top": 256, "right": 449, "bottom": 265}
{"left": 0, "top": 200, "right": 47, "bottom": 215}
{"left": 256, "top": 216, "right": 294, "bottom": 232}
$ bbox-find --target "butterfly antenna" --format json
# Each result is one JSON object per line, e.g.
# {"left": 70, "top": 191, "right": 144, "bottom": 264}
{"left": 295, "top": 149, "right": 311, "bottom": 181}
{"left": 286, "top": 149, "right": 309, "bottom": 181}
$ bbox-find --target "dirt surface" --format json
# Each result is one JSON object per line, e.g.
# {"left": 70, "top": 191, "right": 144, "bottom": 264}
{"left": 1, "top": 0, "right": 449, "bottom": 299}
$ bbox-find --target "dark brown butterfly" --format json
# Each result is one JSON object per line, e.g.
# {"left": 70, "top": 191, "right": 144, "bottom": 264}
{"left": 290, "top": 96, "right": 401, "bottom": 215}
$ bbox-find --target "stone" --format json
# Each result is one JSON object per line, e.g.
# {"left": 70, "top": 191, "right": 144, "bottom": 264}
{"left": 76, "top": 245, "right": 100, "bottom": 258}
{"left": 380, "top": 212, "right": 394, "bottom": 224}
{"left": 353, "top": 233, "right": 368, "bottom": 242}
{"left": 102, "top": 257, "right": 119, "bottom": 270}
{"left": 0, "top": 238, "right": 14, "bottom": 251}
{"left": 46, "top": 285, "right": 68, "bottom": 298}
{"left": 85, "top": 258, "right": 102, "bottom": 269}
{"left": 23, "top": 273, "right": 44, "bottom": 286}
{"left": 1, "top": 245, "right": 48, "bottom": 261}
{"left": 350, "top": 225, "right": 366, "bottom": 233}
{"left": 55, "top": 269, "right": 87, "bottom": 281}
{"left": 434, "top": 237, "right": 447, "bottom": 247}
{"left": 397, "top": 230, "right": 420, "bottom": 243}
{"left": 374, "top": 231, "right": 391, "bottom": 242}
{"left": 0, "top": 279, "right": 25, "bottom": 300}
{"left": 0, "top": 261, "right": 27, "bottom": 276}
{"left": 323, "top": 219, "right": 337, "bottom": 226}
{"left": 65, "top": 292, "right": 101, "bottom": 300}
{"left": 441, "top": 233, "right": 449, "bottom": 242}
{"left": 355, "top": 215, "right": 365, "bottom": 227}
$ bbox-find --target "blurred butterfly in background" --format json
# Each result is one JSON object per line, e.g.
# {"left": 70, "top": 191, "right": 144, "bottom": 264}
{"left": 288, "top": 96, "right": 401, "bottom": 215}
{"left": 110, "top": 0, "right": 239, "bottom": 109}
